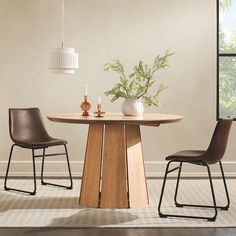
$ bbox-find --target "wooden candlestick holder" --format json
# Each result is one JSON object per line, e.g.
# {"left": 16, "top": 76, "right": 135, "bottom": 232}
{"left": 94, "top": 103, "right": 105, "bottom": 117}
{"left": 81, "top": 95, "right": 91, "bottom": 116}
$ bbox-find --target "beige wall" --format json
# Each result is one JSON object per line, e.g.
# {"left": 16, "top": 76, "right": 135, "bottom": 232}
{"left": 0, "top": 0, "right": 235, "bottom": 177}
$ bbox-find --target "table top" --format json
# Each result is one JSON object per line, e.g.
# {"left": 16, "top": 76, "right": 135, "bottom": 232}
{"left": 48, "top": 113, "right": 183, "bottom": 126}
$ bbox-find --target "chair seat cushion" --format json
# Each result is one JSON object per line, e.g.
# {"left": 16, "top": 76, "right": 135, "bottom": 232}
{"left": 17, "top": 138, "right": 67, "bottom": 148}
{"left": 166, "top": 150, "right": 206, "bottom": 162}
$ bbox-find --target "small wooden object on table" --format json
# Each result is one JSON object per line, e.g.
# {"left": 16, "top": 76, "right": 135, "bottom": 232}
{"left": 94, "top": 103, "right": 105, "bottom": 117}
{"left": 80, "top": 95, "right": 91, "bottom": 116}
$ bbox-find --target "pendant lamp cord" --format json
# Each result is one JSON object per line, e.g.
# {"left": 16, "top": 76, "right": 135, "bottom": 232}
{"left": 61, "top": 0, "right": 64, "bottom": 48}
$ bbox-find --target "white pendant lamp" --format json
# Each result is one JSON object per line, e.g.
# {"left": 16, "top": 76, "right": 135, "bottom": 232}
{"left": 49, "top": 0, "right": 78, "bottom": 74}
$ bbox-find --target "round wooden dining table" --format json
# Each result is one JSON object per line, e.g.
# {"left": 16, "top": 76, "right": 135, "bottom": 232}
{"left": 48, "top": 113, "right": 183, "bottom": 209}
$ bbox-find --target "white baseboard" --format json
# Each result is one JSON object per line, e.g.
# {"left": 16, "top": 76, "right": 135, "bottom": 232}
{"left": 1, "top": 160, "right": 236, "bottom": 178}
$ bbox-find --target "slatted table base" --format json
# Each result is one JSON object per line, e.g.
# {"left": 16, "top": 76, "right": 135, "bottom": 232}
{"left": 79, "top": 124, "right": 149, "bottom": 208}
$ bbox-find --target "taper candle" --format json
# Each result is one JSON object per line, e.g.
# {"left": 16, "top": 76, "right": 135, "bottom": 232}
{"left": 85, "top": 84, "right": 88, "bottom": 95}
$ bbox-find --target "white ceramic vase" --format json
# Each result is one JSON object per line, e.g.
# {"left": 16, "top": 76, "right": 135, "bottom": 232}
{"left": 122, "top": 99, "right": 144, "bottom": 116}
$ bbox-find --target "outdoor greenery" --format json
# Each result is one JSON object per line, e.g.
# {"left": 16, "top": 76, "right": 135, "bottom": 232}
{"left": 219, "top": 0, "right": 236, "bottom": 117}
{"left": 219, "top": 0, "right": 232, "bottom": 11}
{"left": 104, "top": 50, "right": 174, "bottom": 107}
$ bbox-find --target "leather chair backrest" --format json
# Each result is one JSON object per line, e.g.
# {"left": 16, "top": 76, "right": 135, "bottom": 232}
{"left": 9, "top": 108, "right": 50, "bottom": 144}
{"left": 205, "top": 118, "right": 232, "bottom": 164}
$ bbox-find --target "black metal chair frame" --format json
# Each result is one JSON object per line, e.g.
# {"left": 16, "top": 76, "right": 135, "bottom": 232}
{"left": 158, "top": 160, "right": 230, "bottom": 222}
{"left": 4, "top": 143, "right": 73, "bottom": 195}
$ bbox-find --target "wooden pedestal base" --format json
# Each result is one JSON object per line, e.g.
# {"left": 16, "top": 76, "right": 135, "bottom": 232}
{"left": 79, "top": 124, "right": 149, "bottom": 208}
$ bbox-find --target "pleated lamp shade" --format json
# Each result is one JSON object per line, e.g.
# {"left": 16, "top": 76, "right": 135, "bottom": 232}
{"left": 49, "top": 47, "right": 78, "bottom": 74}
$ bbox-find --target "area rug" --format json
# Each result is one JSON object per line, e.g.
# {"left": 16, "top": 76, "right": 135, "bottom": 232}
{"left": 0, "top": 179, "right": 235, "bottom": 228}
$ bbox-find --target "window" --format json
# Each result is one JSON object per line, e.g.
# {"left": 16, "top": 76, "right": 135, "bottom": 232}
{"left": 217, "top": 0, "right": 236, "bottom": 118}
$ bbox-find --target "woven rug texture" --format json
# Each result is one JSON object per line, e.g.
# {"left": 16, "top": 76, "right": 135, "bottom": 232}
{"left": 0, "top": 179, "right": 235, "bottom": 227}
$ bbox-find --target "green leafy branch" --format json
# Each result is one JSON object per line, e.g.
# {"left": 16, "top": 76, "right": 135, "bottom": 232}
{"left": 104, "top": 50, "right": 174, "bottom": 107}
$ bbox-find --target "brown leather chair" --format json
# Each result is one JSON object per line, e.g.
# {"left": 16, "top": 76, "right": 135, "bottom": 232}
{"left": 158, "top": 118, "right": 232, "bottom": 221}
{"left": 4, "top": 108, "right": 73, "bottom": 195}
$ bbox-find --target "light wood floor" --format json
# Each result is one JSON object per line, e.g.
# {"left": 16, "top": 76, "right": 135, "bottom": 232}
{"left": 0, "top": 228, "right": 236, "bottom": 236}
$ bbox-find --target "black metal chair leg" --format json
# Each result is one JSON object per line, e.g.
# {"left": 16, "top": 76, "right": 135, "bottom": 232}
{"left": 219, "top": 161, "right": 230, "bottom": 210}
{"left": 158, "top": 161, "right": 218, "bottom": 221}
{"left": 158, "top": 161, "right": 172, "bottom": 218}
{"left": 4, "top": 145, "right": 36, "bottom": 195}
{"left": 4, "top": 144, "right": 16, "bottom": 190}
{"left": 31, "top": 148, "right": 37, "bottom": 195}
{"left": 41, "top": 148, "right": 46, "bottom": 185}
{"left": 174, "top": 162, "right": 182, "bottom": 207}
{"left": 206, "top": 164, "right": 217, "bottom": 221}
{"left": 41, "top": 145, "right": 73, "bottom": 189}
{"left": 64, "top": 144, "right": 73, "bottom": 189}
{"left": 175, "top": 161, "right": 230, "bottom": 211}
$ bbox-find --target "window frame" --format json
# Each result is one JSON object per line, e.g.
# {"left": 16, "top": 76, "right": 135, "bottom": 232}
{"left": 217, "top": 0, "right": 236, "bottom": 120}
